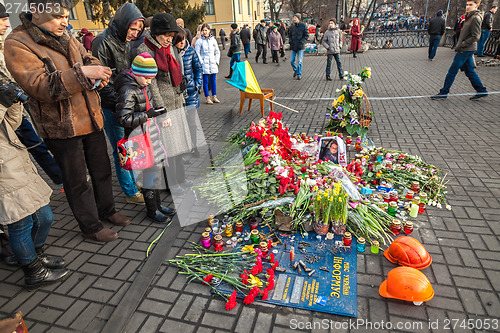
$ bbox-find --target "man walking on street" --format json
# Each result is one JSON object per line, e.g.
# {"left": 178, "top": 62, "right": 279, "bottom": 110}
{"left": 431, "top": 0, "right": 488, "bottom": 101}
{"left": 427, "top": 10, "right": 445, "bottom": 60}
{"left": 240, "top": 24, "right": 251, "bottom": 58}
{"left": 225, "top": 23, "right": 241, "bottom": 78}
{"left": 255, "top": 20, "right": 268, "bottom": 63}
{"left": 6, "top": 0, "right": 131, "bottom": 242}
{"left": 219, "top": 28, "right": 226, "bottom": 50}
{"left": 288, "top": 13, "right": 308, "bottom": 80}
{"left": 476, "top": 5, "right": 497, "bottom": 56}
{"left": 92, "top": 3, "right": 146, "bottom": 205}
{"left": 323, "top": 18, "right": 344, "bottom": 81}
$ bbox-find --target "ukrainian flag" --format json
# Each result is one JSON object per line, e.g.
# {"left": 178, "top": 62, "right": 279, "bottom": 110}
{"left": 226, "top": 61, "right": 261, "bottom": 94}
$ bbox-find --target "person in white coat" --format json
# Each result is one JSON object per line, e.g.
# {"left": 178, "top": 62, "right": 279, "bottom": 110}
{"left": 195, "top": 23, "right": 221, "bottom": 104}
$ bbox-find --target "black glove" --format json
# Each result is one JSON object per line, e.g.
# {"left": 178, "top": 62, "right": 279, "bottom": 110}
{"left": 0, "top": 84, "right": 20, "bottom": 108}
{"left": 179, "top": 77, "right": 188, "bottom": 92}
{"left": 146, "top": 107, "right": 167, "bottom": 118}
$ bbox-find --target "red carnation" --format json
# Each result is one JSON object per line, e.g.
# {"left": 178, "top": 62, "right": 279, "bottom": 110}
{"left": 269, "top": 253, "right": 275, "bottom": 263}
{"left": 225, "top": 291, "right": 238, "bottom": 310}
{"left": 261, "top": 288, "right": 269, "bottom": 300}
{"left": 203, "top": 274, "right": 213, "bottom": 284}
{"left": 241, "top": 273, "right": 249, "bottom": 284}
{"left": 250, "top": 265, "right": 259, "bottom": 276}
{"left": 243, "top": 293, "right": 255, "bottom": 305}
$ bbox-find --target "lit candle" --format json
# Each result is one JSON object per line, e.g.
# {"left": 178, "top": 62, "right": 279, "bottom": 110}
{"left": 410, "top": 204, "right": 419, "bottom": 218}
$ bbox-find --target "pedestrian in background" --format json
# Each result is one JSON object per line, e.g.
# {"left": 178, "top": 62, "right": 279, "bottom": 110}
{"left": 322, "top": 18, "right": 344, "bottom": 81}
{"left": 476, "top": 5, "right": 497, "bottom": 57}
{"left": 240, "top": 24, "right": 251, "bottom": 58}
{"left": 176, "top": 18, "right": 193, "bottom": 45}
{"left": 219, "top": 28, "right": 226, "bottom": 50}
{"left": 427, "top": 10, "right": 445, "bottom": 60}
{"left": 255, "top": 20, "right": 268, "bottom": 64}
{"left": 79, "top": 28, "right": 94, "bottom": 51}
{"left": 225, "top": 23, "right": 242, "bottom": 78}
{"left": 349, "top": 18, "right": 362, "bottom": 58}
{"left": 288, "top": 13, "right": 308, "bottom": 79}
{"left": 431, "top": 0, "right": 488, "bottom": 101}
{"left": 278, "top": 22, "right": 286, "bottom": 58}
{"left": 196, "top": 23, "right": 221, "bottom": 104}
{"left": 191, "top": 24, "right": 202, "bottom": 47}
{"left": 452, "top": 14, "right": 466, "bottom": 49}
{"left": 268, "top": 25, "right": 283, "bottom": 66}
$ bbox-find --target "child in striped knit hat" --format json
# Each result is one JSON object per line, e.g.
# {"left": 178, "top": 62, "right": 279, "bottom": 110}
{"left": 114, "top": 52, "right": 177, "bottom": 223}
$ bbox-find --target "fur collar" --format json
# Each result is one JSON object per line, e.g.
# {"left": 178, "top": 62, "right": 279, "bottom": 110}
{"left": 19, "top": 13, "right": 71, "bottom": 59}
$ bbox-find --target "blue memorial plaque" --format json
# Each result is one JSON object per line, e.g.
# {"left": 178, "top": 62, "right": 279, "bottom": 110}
{"left": 215, "top": 226, "right": 358, "bottom": 317}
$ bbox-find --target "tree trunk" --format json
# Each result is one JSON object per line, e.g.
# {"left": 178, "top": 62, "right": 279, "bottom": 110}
{"left": 361, "top": 0, "right": 376, "bottom": 27}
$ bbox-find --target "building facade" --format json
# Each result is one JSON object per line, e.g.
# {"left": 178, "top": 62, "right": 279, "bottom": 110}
{"left": 191, "top": 0, "right": 265, "bottom": 35}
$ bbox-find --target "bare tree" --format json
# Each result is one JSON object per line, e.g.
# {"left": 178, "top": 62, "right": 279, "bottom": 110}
{"left": 269, "top": 0, "right": 284, "bottom": 21}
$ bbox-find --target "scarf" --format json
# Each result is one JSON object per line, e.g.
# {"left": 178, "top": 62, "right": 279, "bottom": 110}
{"left": 144, "top": 37, "right": 182, "bottom": 87}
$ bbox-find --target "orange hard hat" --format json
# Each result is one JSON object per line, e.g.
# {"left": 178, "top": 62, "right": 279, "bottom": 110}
{"left": 384, "top": 236, "right": 432, "bottom": 269}
{"left": 379, "top": 267, "right": 434, "bottom": 302}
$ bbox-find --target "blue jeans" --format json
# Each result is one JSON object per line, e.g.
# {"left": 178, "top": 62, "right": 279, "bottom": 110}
{"left": 8, "top": 205, "right": 53, "bottom": 265}
{"left": 102, "top": 108, "right": 138, "bottom": 197}
{"left": 203, "top": 74, "right": 217, "bottom": 97}
{"left": 230, "top": 52, "right": 241, "bottom": 69}
{"left": 326, "top": 53, "right": 343, "bottom": 78}
{"left": 476, "top": 30, "right": 491, "bottom": 56}
{"left": 439, "top": 51, "right": 487, "bottom": 95}
{"left": 428, "top": 35, "right": 441, "bottom": 59}
{"left": 291, "top": 50, "right": 305, "bottom": 77}
{"left": 244, "top": 43, "right": 250, "bottom": 56}
{"left": 15, "top": 118, "right": 62, "bottom": 185}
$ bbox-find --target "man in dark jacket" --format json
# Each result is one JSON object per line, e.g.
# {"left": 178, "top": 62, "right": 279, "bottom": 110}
{"left": 255, "top": 20, "right": 268, "bottom": 63}
{"left": 176, "top": 18, "right": 193, "bottom": 45}
{"left": 225, "top": 23, "right": 242, "bottom": 78}
{"left": 288, "top": 13, "right": 308, "bottom": 79}
{"left": 6, "top": 0, "right": 131, "bottom": 242}
{"left": 427, "top": 10, "right": 445, "bottom": 60}
{"left": 92, "top": 3, "right": 146, "bottom": 205}
{"left": 431, "top": 0, "right": 488, "bottom": 101}
{"left": 278, "top": 22, "right": 286, "bottom": 57}
{"left": 240, "top": 24, "right": 251, "bottom": 58}
{"left": 477, "top": 5, "right": 497, "bottom": 56}
{"left": 219, "top": 28, "right": 226, "bottom": 50}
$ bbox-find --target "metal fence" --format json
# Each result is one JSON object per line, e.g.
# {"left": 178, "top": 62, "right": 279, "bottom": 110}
{"left": 343, "top": 30, "right": 430, "bottom": 49}
{"left": 443, "top": 28, "right": 499, "bottom": 56}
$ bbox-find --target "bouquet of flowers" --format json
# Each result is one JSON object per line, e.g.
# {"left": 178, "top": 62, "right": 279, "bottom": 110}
{"left": 325, "top": 67, "right": 372, "bottom": 136}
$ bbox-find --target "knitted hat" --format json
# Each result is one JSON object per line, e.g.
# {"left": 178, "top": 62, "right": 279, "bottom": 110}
{"left": 151, "top": 13, "right": 179, "bottom": 36}
{"left": 131, "top": 53, "right": 158, "bottom": 78}
{"left": 0, "top": 3, "right": 9, "bottom": 18}
{"left": 436, "top": 10, "right": 443, "bottom": 16}
{"left": 294, "top": 13, "right": 302, "bottom": 21}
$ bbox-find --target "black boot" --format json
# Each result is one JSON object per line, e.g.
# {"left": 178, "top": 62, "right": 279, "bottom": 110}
{"left": 155, "top": 190, "right": 176, "bottom": 215}
{"left": 0, "top": 231, "right": 17, "bottom": 266}
{"left": 35, "top": 245, "right": 65, "bottom": 269}
{"left": 225, "top": 68, "right": 233, "bottom": 79}
{"left": 143, "top": 189, "right": 170, "bottom": 223}
{"left": 21, "top": 256, "right": 68, "bottom": 290}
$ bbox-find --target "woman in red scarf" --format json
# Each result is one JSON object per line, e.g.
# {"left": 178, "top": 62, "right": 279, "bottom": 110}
{"left": 350, "top": 18, "right": 362, "bottom": 58}
{"left": 136, "top": 13, "right": 193, "bottom": 196}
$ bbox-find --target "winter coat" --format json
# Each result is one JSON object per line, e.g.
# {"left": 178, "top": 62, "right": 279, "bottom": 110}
{"left": 322, "top": 27, "right": 343, "bottom": 54}
{"left": 278, "top": 26, "right": 286, "bottom": 42}
{"left": 455, "top": 10, "right": 483, "bottom": 52}
{"left": 82, "top": 32, "right": 94, "bottom": 51}
{"left": 137, "top": 33, "right": 192, "bottom": 158}
{"left": 229, "top": 31, "right": 242, "bottom": 54}
{"left": 349, "top": 24, "right": 362, "bottom": 51}
{"left": 195, "top": 35, "right": 220, "bottom": 74}
{"left": 0, "top": 37, "right": 52, "bottom": 225}
{"left": 428, "top": 16, "right": 445, "bottom": 36}
{"left": 91, "top": 3, "right": 144, "bottom": 110}
{"left": 240, "top": 27, "right": 251, "bottom": 44}
{"left": 219, "top": 29, "right": 226, "bottom": 41}
{"left": 113, "top": 71, "right": 168, "bottom": 166}
{"left": 288, "top": 22, "right": 309, "bottom": 51}
{"left": 5, "top": 14, "right": 104, "bottom": 140}
{"left": 255, "top": 25, "right": 268, "bottom": 45}
{"left": 184, "top": 27, "right": 193, "bottom": 45}
{"left": 268, "top": 31, "right": 283, "bottom": 51}
{"left": 179, "top": 43, "right": 203, "bottom": 108}
{"left": 481, "top": 10, "right": 494, "bottom": 30}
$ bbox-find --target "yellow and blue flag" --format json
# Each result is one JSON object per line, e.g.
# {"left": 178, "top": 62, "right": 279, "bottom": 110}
{"left": 226, "top": 61, "right": 261, "bottom": 94}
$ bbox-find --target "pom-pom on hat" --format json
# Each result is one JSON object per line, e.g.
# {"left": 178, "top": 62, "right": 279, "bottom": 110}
{"left": 131, "top": 52, "right": 158, "bottom": 78}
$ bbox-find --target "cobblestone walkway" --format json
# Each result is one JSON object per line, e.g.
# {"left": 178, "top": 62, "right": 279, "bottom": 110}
{"left": 1, "top": 47, "right": 499, "bottom": 333}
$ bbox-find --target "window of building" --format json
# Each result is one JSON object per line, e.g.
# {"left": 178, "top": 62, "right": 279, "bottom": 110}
{"left": 204, "top": 0, "right": 215, "bottom": 15}
{"left": 247, "top": 0, "right": 251, "bottom": 15}
{"left": 83, "top": 0, "right": 96, "bottom": 21}
{"left": 257, "top": 2, "right": 260, "bottom": 16}
{"left": 238, "top": 0, "right": 242, "bottom": 14}
{"left": 69, "top": 3, "right": 77, "bottom": 20}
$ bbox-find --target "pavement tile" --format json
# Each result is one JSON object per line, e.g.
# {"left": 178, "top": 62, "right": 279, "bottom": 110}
{"left": 234, "top": 306, "right": 256, "bottom": 333}
{"left": 168, "top": 294, "right": 193, "bottom": 319}
{"left": 55, "top": 300, "right": 88, "bottom": 327}
{"left": 159, "top": 319, "right": 196, "bottom": 333}
{"left": 138, "top": 315, "right": 164, "bottom": 333}
{"left": 458, "top": 288, "right": 486, "bottom": 316}
{"left": 200, "top": 311, "right": 236, "bottom": 330}
{"left": 137, "top": 299, "right": 172, "bottom": 316}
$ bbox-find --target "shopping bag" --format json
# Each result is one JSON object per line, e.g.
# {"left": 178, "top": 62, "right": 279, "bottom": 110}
{"left": 118, "top": 120, "right": 154, "bottom": 170}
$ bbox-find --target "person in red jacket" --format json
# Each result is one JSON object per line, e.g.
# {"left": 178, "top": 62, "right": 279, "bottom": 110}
{"left": 350, "top": 18, "right": 362, "bottom": 58}
{"left": 80, "top": 28, "right": 94, "bottom": 51}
